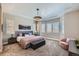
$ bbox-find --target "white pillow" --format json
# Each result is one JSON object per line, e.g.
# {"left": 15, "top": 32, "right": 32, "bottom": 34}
{"left": 17, "top": 36, "right": 24, "bottom": 42}
{"left": 66, "top": 38, "right": 70, "bottom": 43}
{"left": 25, "top": 34, "right": 29, "bottom": 37}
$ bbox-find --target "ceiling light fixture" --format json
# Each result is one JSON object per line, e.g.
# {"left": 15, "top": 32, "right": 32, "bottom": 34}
{"left": 34, "top": 8, "right": 42, "bottom": 32}
{"left": 34, "top": 8, "right": 42, "bottom": 21}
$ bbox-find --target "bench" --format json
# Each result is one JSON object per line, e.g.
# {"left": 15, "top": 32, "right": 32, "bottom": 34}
{"left": 30, "top": 39, "right": 45, "bottom": 50}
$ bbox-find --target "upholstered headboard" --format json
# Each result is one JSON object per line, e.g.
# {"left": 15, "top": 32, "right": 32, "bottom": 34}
{"left": 15, "top": 30, "right": 33, "bottom": 37}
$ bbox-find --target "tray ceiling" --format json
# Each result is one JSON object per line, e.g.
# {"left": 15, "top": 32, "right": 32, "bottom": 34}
{"left": 2, "top": 3, "right": 79, "bottom": 20}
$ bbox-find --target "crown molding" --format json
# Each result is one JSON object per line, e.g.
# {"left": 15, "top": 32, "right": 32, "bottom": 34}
{"left": 3, "top": 5, "right": 79, "bottom": 21}
{"left": 44, "top": 6, "right": 79, "bottom": 21}
{"left": 3, "top": 11, "right": 34, "bottom": 20}
{"left": 59, "top": 6, "right": 79, "bottom": 17}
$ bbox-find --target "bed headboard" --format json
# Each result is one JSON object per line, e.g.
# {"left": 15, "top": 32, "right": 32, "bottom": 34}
{"left": 15, "top": 30, "right": 33, "bottom": 37}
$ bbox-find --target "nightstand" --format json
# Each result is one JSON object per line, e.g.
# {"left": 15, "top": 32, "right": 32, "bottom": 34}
{"left": 8, "top": 37, "right": 17, "bottom": 44}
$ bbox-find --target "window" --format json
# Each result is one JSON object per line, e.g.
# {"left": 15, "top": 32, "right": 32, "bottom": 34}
{"left": 33, "top": 24, "right": 36, "bottom": 31}
{"left": 61, "top": 20, "right": 64, "bottom": 34}
{"left": 41, "top": 24, "right": 45, "bottom": 33}
{"left": 53, "top": 22, "right": 59, "bottom": 33}
{"left": 47, "top": 23, "right": 52, "bottom": 33}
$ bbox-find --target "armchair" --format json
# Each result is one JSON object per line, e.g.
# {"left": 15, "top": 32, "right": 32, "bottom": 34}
{"left": 59, "top": 38, "right": 69, "bottom": 50}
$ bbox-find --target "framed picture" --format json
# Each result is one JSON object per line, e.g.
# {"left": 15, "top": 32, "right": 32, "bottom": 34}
{"left": 18, "top": 24, "right": 31, "bottom": 30}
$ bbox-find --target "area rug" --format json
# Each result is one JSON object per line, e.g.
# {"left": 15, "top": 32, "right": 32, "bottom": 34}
{"left": 0, "top": 40, "right": 68, "bottom": 56}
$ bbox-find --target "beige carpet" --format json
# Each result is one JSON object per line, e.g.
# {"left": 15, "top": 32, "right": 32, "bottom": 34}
{"left": 0, "top": 40, "right": 68, "bottom": 56}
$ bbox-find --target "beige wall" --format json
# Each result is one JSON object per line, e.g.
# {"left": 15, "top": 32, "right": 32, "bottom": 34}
{"left": 0, "top": 5, "right": 3, "bottom": 52}
{"left": 64, "top": 10, "right": 79, "bottom": 38}
{"left": 3, "top": 13, "right": 34, "bottom": 31}
{"left": 3, "top": 13, "right": 34, "bottom": 42}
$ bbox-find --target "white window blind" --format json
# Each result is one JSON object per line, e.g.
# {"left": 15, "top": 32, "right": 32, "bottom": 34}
{"left": 53, "top": 22, "right": 59, "bottom": 33}
{"left": 41, "top": 24, "right": 45, "bottom": 33}
{"left": 47, "top": 23, "right": 52, "bottom": 33}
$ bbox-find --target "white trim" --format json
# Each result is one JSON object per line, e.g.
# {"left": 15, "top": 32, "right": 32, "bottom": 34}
{"left": 46, "top": 37, "right": 59, "bottom": 42}
{"left": 3, "top": 12, "right": 33, "bottom": 20}
{"left": 59, "top": 7, "right": 79, "bottom": 17}
{"left": 43, "top": 6, "right": 79, "bottom": 20}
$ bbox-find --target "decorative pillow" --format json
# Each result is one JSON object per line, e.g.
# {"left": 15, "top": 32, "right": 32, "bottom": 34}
{"left": 22, "top": 33, "right": 25, "bottom": 36}
{"left": 29, "top": 33, "right": 32, "bottom": 35}
{"left": 25, "top": 34, "right": 29, "bottom": 37}
{"left": 66, "top": 38, "right": 70, "bottom": 43}
{"left": 60, "top": 38, "right": 67, "bottom": 42}
{"left": 19, "top": 33, "right": 22, "bottom": 36}
{"left": 17, "top": 36, "right": 24, "bottom": 42}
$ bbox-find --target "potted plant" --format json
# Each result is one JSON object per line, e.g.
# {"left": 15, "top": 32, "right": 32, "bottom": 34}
{"left": 75, "top": 39, "right": 79, "bottom": 49}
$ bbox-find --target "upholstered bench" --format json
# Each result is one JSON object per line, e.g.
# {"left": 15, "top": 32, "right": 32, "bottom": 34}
{"left": 30, "top": 39, "right": 45, "bottom": 50}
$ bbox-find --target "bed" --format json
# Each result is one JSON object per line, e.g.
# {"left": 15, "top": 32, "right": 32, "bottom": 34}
{"left": 15, "top": 30, "right": 45, "bottom": 49}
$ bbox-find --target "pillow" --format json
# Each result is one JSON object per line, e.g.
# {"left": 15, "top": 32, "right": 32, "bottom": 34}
{"left": 19, "top": 33, "right": 22, "bottom": 36}
{"left": 25, "top": 34, "right": 29, "bottom": 37}
{"left": 29, "top": 33, "right": 32, "bottom": 35}
{"left": 17, "top": 36, "right": 24, "bottom": 42}
{"left": 17, "top": 34, "right": 19, "bottom": 36}
{"left": 22, "top": 33, "right": 25, "bottom": 36}
{"left": 66, "top": 38, "right": 70, "bottom": 43}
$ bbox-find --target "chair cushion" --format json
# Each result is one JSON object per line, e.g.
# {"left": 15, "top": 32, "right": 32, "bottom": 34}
{"left": 59, "top": 42, "right": 69, "bottom": 50}
{"left": 60, "top": 38, "right": 67, "bottom": 42}
{"left": 60, "top": 41, "right": 68, "bottom": 45}
{"left": 59, "top": 38, "right": 69, "bottom": 50}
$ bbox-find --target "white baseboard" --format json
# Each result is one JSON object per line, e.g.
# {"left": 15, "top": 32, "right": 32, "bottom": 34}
{"left": 3, "top": 42, "right": 8, "bottom": 45}
{"left": 46, "top": 37, "right": 59, "bottom": 42}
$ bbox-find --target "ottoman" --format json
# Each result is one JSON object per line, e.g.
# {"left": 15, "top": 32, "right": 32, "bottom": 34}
{"left": 30, "top": 39, "right": 45, "bottom": 50}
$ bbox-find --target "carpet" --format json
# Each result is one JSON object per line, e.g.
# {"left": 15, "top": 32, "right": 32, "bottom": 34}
{"left": 0, "top": 40, "right": 68, "bottom": 56}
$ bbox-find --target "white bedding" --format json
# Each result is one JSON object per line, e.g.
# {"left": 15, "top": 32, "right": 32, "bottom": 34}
{"left": 17, "top": 36, "right": 25, "bottom": 42}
